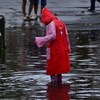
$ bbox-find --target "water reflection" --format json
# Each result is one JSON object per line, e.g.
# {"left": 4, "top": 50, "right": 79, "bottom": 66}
{"left": 69, "top": 30, "right": 100, "bottom": 99}
{"left": 69, "top": 30, "right": 100, "bottom": 70}
{"left": 90, "top": 30, "right": 97, "bottom": 41}
{"left": 0, "top": 49, "right": 5, "bottom": 64}
{"left": 47, "top": 83, "right": 70, "bottom": 100}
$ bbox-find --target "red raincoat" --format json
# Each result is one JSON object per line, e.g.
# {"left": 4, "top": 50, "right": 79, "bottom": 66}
{"left": 35, "top": 8, "right": 71, "bottom": 75}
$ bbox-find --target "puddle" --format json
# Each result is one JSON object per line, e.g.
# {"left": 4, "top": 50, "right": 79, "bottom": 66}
{"left": 0, "top": 23, "right": 100, "bottom": 99}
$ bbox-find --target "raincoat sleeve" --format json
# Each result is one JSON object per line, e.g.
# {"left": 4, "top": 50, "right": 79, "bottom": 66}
{"left": 35, "top": 21, "right": 56, "bottom": 47}
{"left": 64, "top": 24, "right": 71, "bottom": 53}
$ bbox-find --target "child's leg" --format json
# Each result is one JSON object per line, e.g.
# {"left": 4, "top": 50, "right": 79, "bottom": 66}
{"left": 57, "top": 74, "right": 62, "bottom": 82}
{"left": 50, "top": 75, "right": 57, "bottom": 82}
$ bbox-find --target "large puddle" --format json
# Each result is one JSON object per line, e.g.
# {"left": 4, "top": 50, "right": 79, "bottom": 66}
{"left": 0, "top": 21, "right": 100, "bottom": 99}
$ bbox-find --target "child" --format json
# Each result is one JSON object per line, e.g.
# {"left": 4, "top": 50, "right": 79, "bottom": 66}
{"left": 35, "top": 8, "right": 71, "bottom": 83}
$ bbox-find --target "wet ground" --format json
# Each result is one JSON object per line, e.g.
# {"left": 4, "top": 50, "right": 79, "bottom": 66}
{"left": 0, "top": 22, "right": 100, "bottom": 99}
{"left": 0, "top": 0, "right": 100, "bottom": 100}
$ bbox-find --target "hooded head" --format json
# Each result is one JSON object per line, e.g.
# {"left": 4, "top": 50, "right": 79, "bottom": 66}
{"left": 41, "top": 8, "right": 57, "bottom": 25}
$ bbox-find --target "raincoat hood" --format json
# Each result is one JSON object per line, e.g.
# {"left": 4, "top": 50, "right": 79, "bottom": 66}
{"left": 41, "top": 8, "right": 57, "bottom": 25}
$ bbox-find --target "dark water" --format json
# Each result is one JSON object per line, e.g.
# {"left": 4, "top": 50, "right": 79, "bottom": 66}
{"left": 0, "top": 21, "right": 100, "bottom": 100}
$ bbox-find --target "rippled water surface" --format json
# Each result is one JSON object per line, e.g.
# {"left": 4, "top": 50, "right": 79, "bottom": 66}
{"left": 0, "top": 22, "right": 100, "bottom": 100}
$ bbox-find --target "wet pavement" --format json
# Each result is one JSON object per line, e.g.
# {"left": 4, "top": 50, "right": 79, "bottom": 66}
{"left": 0, "top": 0, "right": 100, "bottom": 100}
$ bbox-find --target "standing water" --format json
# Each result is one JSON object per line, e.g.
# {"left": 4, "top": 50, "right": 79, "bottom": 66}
{"left": 0, "top": 21, "right": 100, "bottom": 99}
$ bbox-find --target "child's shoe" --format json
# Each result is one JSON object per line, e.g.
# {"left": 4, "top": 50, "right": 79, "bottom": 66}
{"left": 57, "top": 74, "right": 62, "bottom": 83}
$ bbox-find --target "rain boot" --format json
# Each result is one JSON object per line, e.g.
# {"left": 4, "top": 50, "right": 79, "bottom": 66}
{"left": 57, "top": 74, "right": 62, "bottom": 83}
{"left": 50, "top": 75, "right": 57, "bottom": 83}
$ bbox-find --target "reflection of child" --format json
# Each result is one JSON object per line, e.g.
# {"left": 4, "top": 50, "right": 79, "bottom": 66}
{"left": 47, "top": 84, "right": 70, "bottom": 99}
{"left": 35, "top": 8, "right": 71, "bottom": 83}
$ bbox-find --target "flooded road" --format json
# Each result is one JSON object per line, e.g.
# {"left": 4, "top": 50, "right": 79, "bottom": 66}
{"left": 0, "top": 21, "right": 100, "bottom": 100}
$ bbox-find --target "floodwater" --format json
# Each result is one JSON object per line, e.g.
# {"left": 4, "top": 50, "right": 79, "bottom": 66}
{"left": 0, "top": 21, "right": 100, "bottom": 100}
